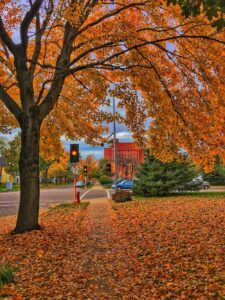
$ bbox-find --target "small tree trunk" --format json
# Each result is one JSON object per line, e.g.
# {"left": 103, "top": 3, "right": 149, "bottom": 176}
{"left": 14, "top": 115, "right": 41, "bottom": 234}
{"left": 45, "top": 167, "right": 49, "bottom": 186}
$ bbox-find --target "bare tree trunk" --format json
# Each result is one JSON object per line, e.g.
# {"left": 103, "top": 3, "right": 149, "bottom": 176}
{"left": 13, "top": 113, "right": 41, "bottom": 233}
{"left": 45, "top": 167, "right": 49, "bottom": 186}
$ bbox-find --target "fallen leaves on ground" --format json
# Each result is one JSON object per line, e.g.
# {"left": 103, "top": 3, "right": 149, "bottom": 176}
{"left": 0, "top": 197, "right": 225, "bottom": 299}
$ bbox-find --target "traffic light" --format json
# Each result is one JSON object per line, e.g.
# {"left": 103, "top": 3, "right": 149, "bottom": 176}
{"left": 83, "top": 165, "right": 88, "bottom": 175}
{"left": 70, "top": 144, "right": 79, "bottom": 163}
{"left": 106, "top": 163, "right": 111, "bottom": 173}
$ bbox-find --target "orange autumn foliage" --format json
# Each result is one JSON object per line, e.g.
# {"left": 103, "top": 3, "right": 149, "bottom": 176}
{"left": 0, "top": 0, "right": 224, "bottom": 172}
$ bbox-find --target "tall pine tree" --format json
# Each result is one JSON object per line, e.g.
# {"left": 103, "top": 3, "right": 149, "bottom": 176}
{"left": 133, "top": 150, "right": 199, "bottom": 196}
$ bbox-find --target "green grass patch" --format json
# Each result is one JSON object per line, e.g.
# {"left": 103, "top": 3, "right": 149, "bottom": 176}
{"left": 50, "top": 202, "right": 89, "bottom": 211}
{"left": 102, "top": 183, "right": 112, "bottom": 189}
{"left": 0, "top": 184, "right": 20, "bottom": 193}
{"left": 134, "top": 191, "right": 225, "bottom": 199}
{"left": 0, "top": 264, "right": 16, "bottom": 289}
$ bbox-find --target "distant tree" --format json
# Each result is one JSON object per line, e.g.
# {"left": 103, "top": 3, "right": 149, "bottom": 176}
{"left": 0, "top": 137, "right": 8, "bottom": 157}
{"left": 77, "top": 155, "right": 98, "bottom": 181}
{"left": 99, "top": 175, "right": 113, "bottom": 186}
{"left": 167, "top": 0, "right": 225, "bottom": 30}
{"left": 48, "top": 152, "right": 70, "bottom": 184}
{"left": 133, "top": 150, "right": 199, "bottom": 196}
{"left": 39, "top": 157, "right": 56, "bottom": 186}
{"left": 4, "top": 134, "right": 21, "bottom": 175}
{"left": 203, "top": 160, "right": 225, "bottom": 185}
{"left": 98, "top": 158, "right": 111, "bottom": 176}
{"left": 91, "top": 168, "right": 101, "bottom": 180}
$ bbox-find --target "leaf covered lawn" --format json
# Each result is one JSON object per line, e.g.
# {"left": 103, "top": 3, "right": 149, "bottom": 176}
{"left": 0, "top": 197, "right": 225, "bottom": 299}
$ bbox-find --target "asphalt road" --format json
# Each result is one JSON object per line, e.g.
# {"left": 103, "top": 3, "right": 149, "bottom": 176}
{"left": 0, "top": 186, "right": 113, "bottom": 216}
{"left": 1, "top": 185, "right": 224, "bottom": 217}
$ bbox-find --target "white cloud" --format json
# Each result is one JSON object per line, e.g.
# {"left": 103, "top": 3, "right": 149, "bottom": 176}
{"left": 116, "top": 131, "right": 132, "bottom": 140}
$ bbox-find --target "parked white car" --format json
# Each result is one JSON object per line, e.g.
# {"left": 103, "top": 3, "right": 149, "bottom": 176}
{"left": 76, "top": 180, "right": 85, "bottom": 187}
{"left": 192, "top": 176, "right": 210, "bottom": 190}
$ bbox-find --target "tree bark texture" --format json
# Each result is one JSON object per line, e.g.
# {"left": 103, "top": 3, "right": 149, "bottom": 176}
{"left": 14, "top": 110, "right": 41, "bottom": 233}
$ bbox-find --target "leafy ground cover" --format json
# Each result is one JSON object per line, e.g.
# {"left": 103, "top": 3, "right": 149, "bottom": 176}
{"left": 0, "top": 197, "right": 224, "bottom": 299}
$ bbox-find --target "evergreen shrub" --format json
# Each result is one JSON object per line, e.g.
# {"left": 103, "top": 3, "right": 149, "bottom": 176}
{"left": 133, "top": 150, "right": 199, "bottom": 196}
{"left": 112, "top": 190, "right": 132, "bottom": 203}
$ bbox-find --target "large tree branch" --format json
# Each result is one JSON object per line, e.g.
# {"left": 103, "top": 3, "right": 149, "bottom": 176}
{"left": 20, "top": 0, "right": 44, "bottom": 53}
{"left": 69, "top": 41, "right": 116, "bottom": 66}
{"left": 38, "top": 19, "right": 78, "bottom": 119}
{"left": 76, "top": 1, "right": 148, "bottom": 37}
{"left": 137, "top": 31, "right": 225, "bottom": 45}
{"left": 0, "top": 84, "right": 22, "bottom": 121}
{"left": 0, "top": 16, "right": 16, "bottom": 55}
{"left": 29, "top": 0, "right": 54, "bottom": 82}
{"left": 63, "top": 30, "right": 225, "bottom": 77}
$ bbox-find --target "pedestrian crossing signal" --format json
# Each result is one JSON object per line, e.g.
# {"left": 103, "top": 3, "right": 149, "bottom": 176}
{"left": 70, "top": 144, "right": 79, "bottom": 163}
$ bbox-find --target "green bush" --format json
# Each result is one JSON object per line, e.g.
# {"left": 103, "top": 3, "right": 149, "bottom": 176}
{"left": 99, "top": 175, "right": 113, "bottom": 185}
{"left": 0, "top": 264, "right": 16, "bottom": 288}
{"left": 112, "top": 190, "right": 132, "bottom": 203}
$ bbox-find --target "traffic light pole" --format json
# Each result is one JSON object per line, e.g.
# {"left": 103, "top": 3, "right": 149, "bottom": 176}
{"left": 113, "top": 95, "right": 117, "bottom": 193}
{"left": 74, "top": 162, "right": 77, "bottom": 203}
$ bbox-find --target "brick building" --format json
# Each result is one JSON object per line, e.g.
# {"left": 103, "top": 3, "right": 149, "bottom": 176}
{"left": 104, "top": 140, "right": 145, "bottom": 179}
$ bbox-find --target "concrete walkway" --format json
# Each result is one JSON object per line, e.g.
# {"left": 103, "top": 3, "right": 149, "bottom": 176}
{"left": 76, "top": 197, "right": 126, "bottom": 298}
{"left": 91, "top": 181, "right": 105, "bottom": 190}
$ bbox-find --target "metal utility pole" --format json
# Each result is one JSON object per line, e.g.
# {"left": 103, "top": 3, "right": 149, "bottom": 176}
{"left": 113, "top": 95, "right": 117, "bottom": 192}
{"left": 74, "top": 163, "right": 77, "bottom": 203}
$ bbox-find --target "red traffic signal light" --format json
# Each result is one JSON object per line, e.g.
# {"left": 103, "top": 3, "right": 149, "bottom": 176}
{"left": 70, "top": 144, "right": 79, "bottom": 163}
{"left": 83, "top": 165, "right": 88, "bottom": 175}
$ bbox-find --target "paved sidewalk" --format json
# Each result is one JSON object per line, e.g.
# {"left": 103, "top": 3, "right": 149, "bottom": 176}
{"left": 75, "top": 197, "right": 129, "bottom": 299}
{"left": 91, "top": 181, "right": 106, "bottom": 190}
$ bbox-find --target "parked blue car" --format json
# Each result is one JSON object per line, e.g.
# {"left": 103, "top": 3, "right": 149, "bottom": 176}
{"left": 112, "top": 179, "right": 134, "bottom": 190}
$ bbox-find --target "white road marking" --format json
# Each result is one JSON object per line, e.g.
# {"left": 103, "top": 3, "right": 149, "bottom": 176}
{"left": 106, "top": 190, "right": 110, "bottom": 198}
{"left": 0, "top": 204, "right": 13, "bottom": 207}
{"left": 80, "top": 190, "right": 90, "bottom": 200}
